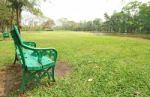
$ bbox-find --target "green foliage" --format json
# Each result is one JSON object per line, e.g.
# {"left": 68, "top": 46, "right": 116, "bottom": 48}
{"left": 57, "top": 1, "right": 150, "bottom": 34}
{"left": 138, "top": 2, "right": 150, "bottom": 33}
{"left": 57, "top": 18, "right": 102, "bottom": 31}
{"left": 8, "top": 0, "right": 43, "bottom": 15}
{"left": 102, "top": 1, "right": 150, "bottom": 33}
{"left": 0, "top": 0, "right": 46, "bottom": 32}
{"left": 0, "top": 0, "right": 14, "bottom": 32}
{"left": 3, "top": 0, "right": 49, "bottom": 32}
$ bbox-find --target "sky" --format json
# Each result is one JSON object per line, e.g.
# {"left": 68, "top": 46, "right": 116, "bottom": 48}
{"left": 39, "top": 0, "right": 149, "bottom": 22}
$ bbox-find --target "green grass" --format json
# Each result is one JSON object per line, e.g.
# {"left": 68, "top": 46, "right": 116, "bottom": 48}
{"left": 0, "top": 31, "right": 150, "bottom": 97}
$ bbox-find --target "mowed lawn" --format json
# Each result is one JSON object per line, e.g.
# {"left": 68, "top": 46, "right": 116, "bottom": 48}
{"left": 0, "top": 31, "right": 150, "bottom": 97}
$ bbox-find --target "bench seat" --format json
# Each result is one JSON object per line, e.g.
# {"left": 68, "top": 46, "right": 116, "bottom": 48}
{"left": 25, "top": 55, "right": 55, "bottom": 71}
{"left": 17, "top": 49, "right": 55, "bottom": 71}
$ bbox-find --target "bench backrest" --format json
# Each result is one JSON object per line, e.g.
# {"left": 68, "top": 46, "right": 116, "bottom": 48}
{"left": 10, "top": 25, "right": 26, "bottom": 67}
{"left": 10, "top": 26, "right": 22, "bottom": 45}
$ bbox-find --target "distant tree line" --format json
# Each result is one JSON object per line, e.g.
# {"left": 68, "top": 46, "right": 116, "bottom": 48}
{"left": 56, "top": 1, "right": 150, "bottom": 33}
{"left": 55, "top": 18, "right": 102, "bottom": 32}
{"left": 0, "top": 0, "right": 150, "bottom": 33}
{"left": 22, "top": 15, "right": 55, "bottom": 31}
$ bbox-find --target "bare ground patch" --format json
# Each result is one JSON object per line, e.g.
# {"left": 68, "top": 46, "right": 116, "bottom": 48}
{"left": 0, "top": 61, "right": 72, "bottom": 97}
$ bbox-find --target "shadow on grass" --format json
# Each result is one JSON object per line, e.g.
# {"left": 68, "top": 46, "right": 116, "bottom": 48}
{"left": 0, "top": 61, "right": 72, "bottom": 97}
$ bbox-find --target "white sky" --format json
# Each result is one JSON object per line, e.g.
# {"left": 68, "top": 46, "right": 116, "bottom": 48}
{"left": 40, "top": 0, "right": 149, "bottom": 22}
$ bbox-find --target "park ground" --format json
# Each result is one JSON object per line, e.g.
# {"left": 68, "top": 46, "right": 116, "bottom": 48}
{"left": 0, "top": 31, "right": 150, "bottom": 97}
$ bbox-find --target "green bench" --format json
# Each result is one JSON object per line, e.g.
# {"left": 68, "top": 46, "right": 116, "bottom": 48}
{"left": 3, "top": 32, "right": 10, "bottom": 39}
{"left": 10, "top": 25, "right": 58, "bottom": 92}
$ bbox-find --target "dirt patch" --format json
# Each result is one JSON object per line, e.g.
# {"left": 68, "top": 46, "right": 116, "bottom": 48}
{"left": 56, "top": 61, "right": 72, "bottom": 78}
{"left": 0, "top": 61, "right": 72, "bottom": 97}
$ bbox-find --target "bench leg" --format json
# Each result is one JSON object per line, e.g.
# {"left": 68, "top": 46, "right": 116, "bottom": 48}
{"left": 13, "top": 53, "right": 18, "bottom": 64}
{"left": 47, "top": 67, "right": 55, "bottom": 82}
{"left": 51, "top": 67, "right": 55, "bottom": 82}
{"left": 19, "top": 70, "right": 27, "bottom": 92}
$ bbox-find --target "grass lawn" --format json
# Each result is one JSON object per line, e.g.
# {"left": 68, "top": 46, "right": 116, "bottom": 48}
{"left": 0, "top": 31, "right": 150, "bottom": 97}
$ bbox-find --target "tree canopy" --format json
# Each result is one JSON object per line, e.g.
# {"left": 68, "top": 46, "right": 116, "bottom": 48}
{"left": 57, "top": 1, "right": 150, "bottom": 34}
{"left": 0, "top": 0, "right": 47, "bottom": 33}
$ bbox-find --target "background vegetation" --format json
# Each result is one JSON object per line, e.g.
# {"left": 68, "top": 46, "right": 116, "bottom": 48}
{"left": 56, "top": 1, "right": 150, "bottom": 33}
{"left": 0, "top": 0, "right": 51, "bottom": 32}
{"left": 0, "top": 1, "right": 150, "bottom": 33}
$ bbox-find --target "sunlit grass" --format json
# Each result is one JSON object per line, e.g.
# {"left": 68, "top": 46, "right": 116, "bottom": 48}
{"left": 0, "top": 31, "right": 150, "bottom": 97}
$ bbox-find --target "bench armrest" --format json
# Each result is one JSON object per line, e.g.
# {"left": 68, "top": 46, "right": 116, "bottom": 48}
{"left": 22, "top": 43, "right": 57, "bottom": 62}
{"left": 23, "top": 41, "right": 36, "bottom": 47}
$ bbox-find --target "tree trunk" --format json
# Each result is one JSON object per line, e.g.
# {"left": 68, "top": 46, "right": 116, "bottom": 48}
{"left": 16, "top": 7, "right": 21, "bottom": 33}
{"left": 10, "top": 9, "right": 14, "bottom": 29}
{"left": 1, "top": 20, "right": 5, "bottom": 32}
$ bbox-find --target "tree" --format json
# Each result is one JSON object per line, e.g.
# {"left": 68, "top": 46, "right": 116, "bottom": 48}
{"left": 93, "top": 18, "right": 102, "bottom": 31}
{"left": 122, "top": 1, "right": 142, "bottom": 33}
{"left": 0, "top": 0, "right": 14, "bottom": 32}
{"left": 102, "top": 1, "right": 142, "bottom": 33}
{"left": 42, "top": 18, "right": 55, "bottom": 30}
{"left": 8, "top": 0, "right": 45, "bottom": 33}
{"left": 103, "top": 13, "right": 112, "bottom": 32}
{"left": 138, "top": 2, "right": 150, "bottom": 33}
